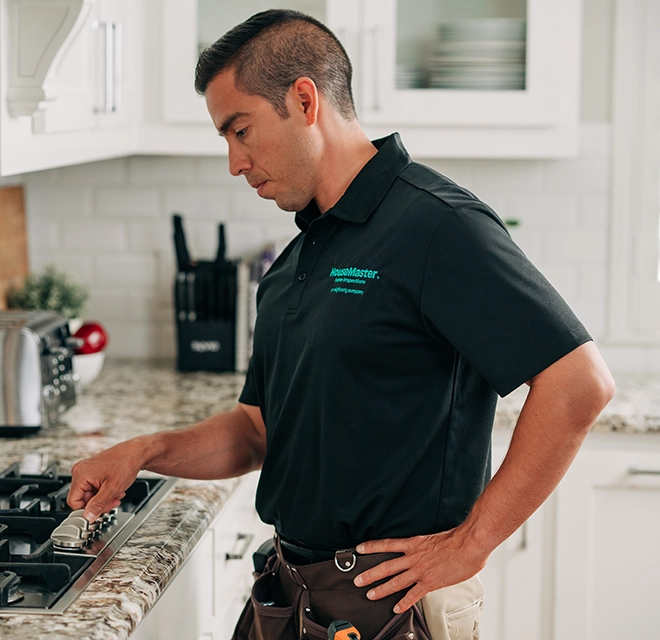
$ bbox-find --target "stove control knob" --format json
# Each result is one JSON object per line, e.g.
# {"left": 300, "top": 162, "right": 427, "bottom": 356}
{"left": 63, "top": 516, "right": 93, "bottom": 539}
{"left": 67, "top": 510, "right": 100, "bottom": 532}
{"left": 51, "top": 524, "right": 87, "bottom": 550}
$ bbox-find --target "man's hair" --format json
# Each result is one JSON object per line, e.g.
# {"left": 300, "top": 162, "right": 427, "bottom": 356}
{"left": 194, "top": 9, "right": 356, "bottom": 120}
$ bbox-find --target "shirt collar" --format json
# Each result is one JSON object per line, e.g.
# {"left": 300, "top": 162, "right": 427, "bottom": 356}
{"left": 294, "top": 132, "right": 412, "bottom": 232}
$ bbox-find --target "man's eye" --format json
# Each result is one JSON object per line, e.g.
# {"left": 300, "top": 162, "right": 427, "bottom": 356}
{"left": 236, "top": 128, "right": 247, "bottom": 139}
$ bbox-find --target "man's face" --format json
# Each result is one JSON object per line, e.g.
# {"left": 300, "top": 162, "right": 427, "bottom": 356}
{"left": 205, "top": 69, "right": 319, "bottom": 212}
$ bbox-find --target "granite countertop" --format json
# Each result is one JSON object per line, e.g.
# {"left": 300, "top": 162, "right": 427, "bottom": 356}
{"left": 0, "top": 362, "right": 247, "bottom": 640}
{"left": 1, "top": 360, "right": 659, "bottom": 639}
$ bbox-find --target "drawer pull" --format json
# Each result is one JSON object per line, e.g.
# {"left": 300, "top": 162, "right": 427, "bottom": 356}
{"left": 226, "top": 532, "right": 254, "bottom": 561}
{"left": 628, "top": 468, "right": 660, "bottom": 476}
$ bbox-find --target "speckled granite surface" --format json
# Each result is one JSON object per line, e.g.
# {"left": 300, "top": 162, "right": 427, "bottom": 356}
{"left": 0, "top": 360, "right": 658, "bottom": 639}
{"left": 0, "top": 362, "right": 245, "bottom": 640}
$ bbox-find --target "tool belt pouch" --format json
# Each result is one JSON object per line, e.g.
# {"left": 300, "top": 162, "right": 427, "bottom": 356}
{"left": 232, "top": 541, "right": 432, "bottom": 640}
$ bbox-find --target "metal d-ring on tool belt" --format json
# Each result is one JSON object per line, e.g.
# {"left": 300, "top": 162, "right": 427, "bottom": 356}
{"left": 231, "top": 534, "right": 432, "bottom": 640}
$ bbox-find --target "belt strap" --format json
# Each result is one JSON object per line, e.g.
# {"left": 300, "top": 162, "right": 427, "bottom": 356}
{"left": 277, "top": 534, "right": 358, "bottom": 570}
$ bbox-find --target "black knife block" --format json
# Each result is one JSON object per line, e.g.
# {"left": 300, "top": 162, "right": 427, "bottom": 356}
{"left": 176, "top": 314, "right": 235, "bottom": 372}
{"left": 173, "top": 215, "right": 237, "bottom": 373}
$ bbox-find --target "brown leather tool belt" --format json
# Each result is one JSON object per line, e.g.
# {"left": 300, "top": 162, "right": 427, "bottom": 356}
{"left": 231, "top": 534, "right": 432, "bottom": 640}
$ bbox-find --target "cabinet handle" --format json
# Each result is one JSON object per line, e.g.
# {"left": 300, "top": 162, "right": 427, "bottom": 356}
{"left": 112, "top": 22, "right": 122, "bottom": 112}
{"left": 226, "top": 532, "right": 254, "bottom": 561}
{"left": 628, "top": 467, "right": 660, "bottom": 476}
{"left": 370, "top": 26, "right": 383, "bottom": 111}
{"left": 519, "top": 521, "right": 528, "bottom": 550}
{"left": 93, "top": 21, "right": 121, "bottom": 113}
{"left": 93, "top": 21, "right": 113, "bottom": 113}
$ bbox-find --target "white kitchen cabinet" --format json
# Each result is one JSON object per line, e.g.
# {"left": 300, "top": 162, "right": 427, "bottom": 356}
{"left": 479, "top": 437, "right": 549, "bottom": 640}
{"left": 132, "top": 472, "right": 273, "bottom": 640}
{"left": 131, "top": 527, "right": 215, "bottom": 640}
{"left": 553, "top": 434, "right": 660, "bottom": 640}
{"left": 211, "top": 471, "right": 274, "bottom": 638}
{"left": 0, "top": 0, "right": 141, "bottom": 176}
{"left": 157, "top": 0, "right": 582, "bottom": 158}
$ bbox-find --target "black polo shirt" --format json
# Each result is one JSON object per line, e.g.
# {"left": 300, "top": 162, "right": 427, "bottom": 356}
{"left": 239, "top": 133, "right": 591, "bottom": 550}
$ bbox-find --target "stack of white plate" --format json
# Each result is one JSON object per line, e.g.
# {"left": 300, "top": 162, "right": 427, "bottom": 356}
{"left": 428, "top": 18, "right": 526, "bottom": 90}
{"left": 396, "top": 63, "right": 425, "bottom": 89}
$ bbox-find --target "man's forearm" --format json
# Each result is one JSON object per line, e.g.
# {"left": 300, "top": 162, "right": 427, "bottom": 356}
{"left": 68, "top": 403, "right": 266, "bottom": 520}
{"left": 141, "top": 404, "right": 265, "bottom": 479}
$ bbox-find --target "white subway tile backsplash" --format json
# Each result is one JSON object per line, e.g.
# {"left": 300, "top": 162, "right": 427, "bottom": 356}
{"left": 542, "top": 229, "right": 608, "bottom": 264}
{"left": 230, "top": 189, "right": 293, "bottom": 223}
{"left": 126, "top": 289, "right": 172, "bottom": 322}
{"left": 538, "top": 265, "right": 579, "bottom": 300}
{"left": 162, "top": 187, "right": 230, "bottom": 219}
{"left": 27, "top": 220, "right": 60, "bottom": 251}
{"left": 598, "top": 345, "right": 647, "bottom": 374}
{"left": 577, "top": 195, "right": 609, "bottom": 229}
{"left": 127, "top": 221, "right": 171, "bottom": 252}
{"left": 507, "top": 194, "right": 578, "bottom": 228}
{"left": 508, "top": 228, "right": 542, "bottom": 264}
{"left": 544, "top": 158, "right": 610, "bottom": 193}
{"left": 578, "top": 264, "right": 608, "bottom": 302}
{"left": 94, "top": 254, "right": 158, "bottom": 287}
{"left": 571, "top": 300, "right": 607, "bottom": 337}
{"left": 25, "top": 186, "right": 92, "bottom": 218}
{"left": 471, "top": 160, "right": 544, "bottom": 195}
{"left": 61, "top": 221, "right": 126, "bottom": 251}
{"left": 87, "top": 288, "right": 127, "bottom": 320}
{"left": 128, "top": 156, "right": 196, "bottom": 185}
{"left": 29, "top": 253, "right": 93, "bottom": 284}
{"left": 418, "top": 159, "right": 477, "bottom": 192}
{"left": 48, "top": 158, "right": 127, "bottom": 186}
{"left": 102, "top": 320, "right": 174, "bottom": 358}
{"left": 95, "top": 187, "right": 160, "bottom": 217}
{"left": 193, "top": 156, "right": 235, "bottom": 185}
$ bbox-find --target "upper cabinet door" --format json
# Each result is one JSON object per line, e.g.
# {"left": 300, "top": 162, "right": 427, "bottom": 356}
{"left": 360, "top": 0, "right": 573, "bottom": 127}
{"left": 161, "top": 0, "right": 331, "bottom": 125}
{"left": 0, "top": 0, "right": 140, "bottom": 176}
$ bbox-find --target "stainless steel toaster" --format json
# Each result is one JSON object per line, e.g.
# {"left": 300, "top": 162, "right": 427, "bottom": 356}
{"left": 0, "top": 310, "right": 77, "bottom": 436}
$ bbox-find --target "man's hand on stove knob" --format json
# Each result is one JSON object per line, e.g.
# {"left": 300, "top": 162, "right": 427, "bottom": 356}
{"left": 68, "top": 441, "right": 143, "bottom": 522}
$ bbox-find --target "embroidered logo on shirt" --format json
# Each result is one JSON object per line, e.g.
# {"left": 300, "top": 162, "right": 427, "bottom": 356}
{"left": 329, "top": 266, "right": 380, "bottom": 296}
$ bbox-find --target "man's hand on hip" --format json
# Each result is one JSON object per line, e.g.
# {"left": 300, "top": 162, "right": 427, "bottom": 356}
{"left": 353, "top": 524, "right": 487, "bottom": 614}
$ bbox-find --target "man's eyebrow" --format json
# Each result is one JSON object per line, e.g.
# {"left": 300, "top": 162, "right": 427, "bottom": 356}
{"left": 218, "top": 111, "right": 251, "bottom": 136}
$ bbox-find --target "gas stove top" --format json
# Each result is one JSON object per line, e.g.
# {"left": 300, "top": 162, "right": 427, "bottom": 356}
{"left": 0, "top": 461, "right": 176, "bottom": 615}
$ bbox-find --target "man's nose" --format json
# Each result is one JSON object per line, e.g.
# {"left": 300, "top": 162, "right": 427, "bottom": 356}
{"left": 228, "top": 144, "right": 251, "bottom": 177}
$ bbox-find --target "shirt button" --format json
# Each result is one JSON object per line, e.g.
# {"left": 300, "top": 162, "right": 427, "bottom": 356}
{"left": 298, "top": 272, "right": 307, "bottom": 281}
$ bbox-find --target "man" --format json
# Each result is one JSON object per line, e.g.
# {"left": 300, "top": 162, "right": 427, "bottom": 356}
{"left": 68, "top": 9, "right": 615, "bottom": 639}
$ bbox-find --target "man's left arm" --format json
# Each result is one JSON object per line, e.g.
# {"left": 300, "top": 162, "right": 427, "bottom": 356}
{"left": 354, "top": 340, "right": 615, "bottom": 614}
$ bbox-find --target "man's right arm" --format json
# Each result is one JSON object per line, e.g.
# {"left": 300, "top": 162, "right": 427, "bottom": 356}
{"left": 67, "top": 402, "right": 266, "bottom": 522}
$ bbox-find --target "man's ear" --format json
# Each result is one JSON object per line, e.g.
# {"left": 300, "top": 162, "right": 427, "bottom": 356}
{"left": 290, "top": 77, "right": 319, "bottom": 124}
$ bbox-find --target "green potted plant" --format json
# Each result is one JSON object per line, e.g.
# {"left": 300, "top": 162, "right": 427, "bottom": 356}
{"left": 7, "top": 264, "right": 88, "bottom": 329}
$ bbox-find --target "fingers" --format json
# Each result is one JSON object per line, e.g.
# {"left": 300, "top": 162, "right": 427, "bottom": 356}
{"left": 354, "top": 554, "right": 410, "bottom": 588}
{"left": 81, "top": 484, "right": 121, "bottom": 522}
{"left": 394, "top": 583, "right": 428, "bottom": 614}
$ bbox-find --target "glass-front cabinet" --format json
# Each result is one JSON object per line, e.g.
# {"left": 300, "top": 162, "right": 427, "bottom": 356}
{"left": 161, "top": 0, "right": 582, "bottom": 157}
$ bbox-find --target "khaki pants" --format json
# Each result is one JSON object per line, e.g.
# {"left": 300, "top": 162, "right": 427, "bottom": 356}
{"left": 419, "top": 575, "right": 484, "bottom": 640}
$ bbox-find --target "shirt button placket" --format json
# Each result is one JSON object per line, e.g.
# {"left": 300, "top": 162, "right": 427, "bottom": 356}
{"left": 287, "top": 221, "right": 327, "bottom": 311}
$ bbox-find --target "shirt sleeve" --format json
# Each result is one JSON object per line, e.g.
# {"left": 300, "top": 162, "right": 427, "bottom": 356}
{"left": 420, "top": 203, "right": 592, "bottom": 397}
{"left": 238, "top": 357, "right": 260, "bottom": 407}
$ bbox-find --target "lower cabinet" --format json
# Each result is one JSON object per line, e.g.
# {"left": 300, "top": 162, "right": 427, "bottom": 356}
{"left": 479, "top": 438, "right": 549, "bottom": 640}
{"left": 132, "top": 471, "right": 274, "bottom": 640}
{"left": 553, "top": 434, "right": 660, "bottom": 640}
